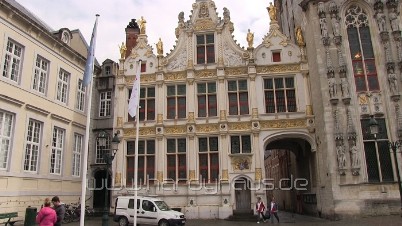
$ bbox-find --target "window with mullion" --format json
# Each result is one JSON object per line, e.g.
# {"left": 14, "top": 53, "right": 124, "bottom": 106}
{"left": 126, "top": 140, "right": 155, "bottom": 186}
{"left": 197, "top": 82, "right": 217, "bottom": 117}
{"left": 196, "top": 34, "right": 215, "bottom": 64}
{"left": 96, "top": 135, "right": 110, "bottom": 164}
{"left": 264, "top": 77, "right": 296, "bottom": 113}
{"left": 76, "top": 79, "right": 86, "bottom": 111}
{"left": 346, "top": 6, "right": 379, "bottom": 92}
{"left": 50, "top": 127, "right": 64, "bottom": 175}
{"left": 72, "top": 133, "right": 82, "bottom": 176}
{"left": 228, "top": 80, "right": 249, "bottom": 115}
{"left": 361, "top": 118, "right": 394, "bottom": 182}
{"left": 166, "top": 85, "right": 186, "bottom": 119}
{"left": 128, "top": 87, "right": 155, "bottom": 122}
{"left": 56, "top": 69, "right": 70, "bottom": 104}
{"left": 24, "top": 119, "right": 41, "bottom": 172}
{"left": 230, "top": 135, "right": 251, "bottom": 154}
{"left": 166, "top": 138, "right": 187, "bottom": 182}
{"left": 33, "top": 56, "right": 48, "bottom": 94}
{"left": 0, "top": 111, "right": 13, "bottom": 169}
{"left": 99, "top": 91, "right": 111, "bottom": 117}
{"left": 198, "top": 137, "right": 219, "bottom": 182}
{"left": 2, "top": 39, "right": 23, "bottom": 83}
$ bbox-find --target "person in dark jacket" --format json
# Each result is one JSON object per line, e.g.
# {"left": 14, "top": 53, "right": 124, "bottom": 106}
{"left": 269, "top": 196, "right": 280, "bottom": 223}
{"left": 52, "top": 196, "right": 65, "bottom": 226}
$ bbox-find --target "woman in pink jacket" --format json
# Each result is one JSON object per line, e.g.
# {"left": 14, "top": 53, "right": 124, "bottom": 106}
{"left": 36, "top": 198, "right": 57, "bottom": 226}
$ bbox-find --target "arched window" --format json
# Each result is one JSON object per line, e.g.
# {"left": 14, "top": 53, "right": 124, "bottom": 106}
{"left": 345, "top": 5, "right": 379, "bottom": 92}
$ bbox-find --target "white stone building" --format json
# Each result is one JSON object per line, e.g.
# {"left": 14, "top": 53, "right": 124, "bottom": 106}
{"left": 111, "top": 0, "right": 316, "bottom": 219}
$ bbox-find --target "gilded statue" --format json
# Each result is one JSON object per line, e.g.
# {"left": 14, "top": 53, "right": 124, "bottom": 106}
{"left": 138, "top": 16, "right": 147, "bottom": 34}
{"left": 118, "top": 42, "right": 127, "bottom": 59}
{"left": 268, "top": 2, "right": 277, "bottom": 21}
{"left": 246, "top": 29, "right": 254, "bottom": 48}
{"left": 295, "top": 26, "right": 305, "bottom": 46}
{"left": 156, "top": 38, "right": 163, "bottom": 55}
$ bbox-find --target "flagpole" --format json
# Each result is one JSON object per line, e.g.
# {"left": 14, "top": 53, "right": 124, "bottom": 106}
{"left": 79, "top": 79, "right": 93, "bottom": 226}
{"left": 133, "top": 60, "right": 141, "bottom": 226}
{"left": 80, "top": 14, "right": 99, "bottom": 226}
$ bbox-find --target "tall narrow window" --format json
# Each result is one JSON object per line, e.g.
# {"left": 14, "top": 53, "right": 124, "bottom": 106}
{"left": 196, "top": 34, "right": 215, "bottom": 64}
{"left": 0, "top": 110, "right": 13, "bottom": 169}
{"left": 50, "top": 127, "right": 64, "bottom": 174}
{"left": 126, "top": 140, "right": 155, "bottom": 186}
{"left": 72, "top": 134, "right": 83, "bottom": 176}
{"left": 264, "top": 77, "right": 296, "bottom": 113}
{"left": 76, "top": 79, "right": 86, "bottom": 111}
{"left": 99, "top": 91, "right": 111, "bottom": 117}
{"left": 198, "top": 137, "right": 219, "bottom": 182}
{"left": 228, "top": 80, "right": 249, "bottom": 115}
{"left": 105, "top": 66, "right": 111, "bottom": 75}
{"left": 230, "top": 135, "right": 251, "bottom": 154}
{"left": 197, "top": 82, "right": 217, "bottom": 117}
{"left": 32, "top": 56, "right": 48, "bottom": 94}
{"left": 167, "top": 84, "right": 186, "bottom": 119}
{"left": 345, "top": 5, "right": 379, "bottom": 92}
{"left": 167, "top": 138, "right": 187, "bottom": 182}
{"left": 2, "top": 39, "right": 23, "bottom": 83}
{"left": 128, "top": 87, "right": 155, "bottom": 121}
{"left": 24, "top": 119, "right": 41, "bottom": 172}
{"left": 361, "top": 118, "right": 394, "bottom": 182}
{"left": 56, "top": 69, "right": 70, "bottom": 103}
{"left": 96, "top": 135, "right": 110, "bottom": 164}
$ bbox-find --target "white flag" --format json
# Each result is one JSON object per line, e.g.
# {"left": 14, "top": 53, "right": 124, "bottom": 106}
{"left": 128, "top": 63, "right": 141, "bottom": 117}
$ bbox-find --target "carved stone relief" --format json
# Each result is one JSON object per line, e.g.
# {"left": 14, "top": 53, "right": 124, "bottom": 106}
{"left": 167, "top": 49, "right": 187, "bottom": 71}
{"left": 223, "top": 42, "right": 243, "bottom": 67}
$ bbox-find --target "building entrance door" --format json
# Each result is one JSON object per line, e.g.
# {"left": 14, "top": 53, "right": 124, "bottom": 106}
{"left": 235, "top": 177, "right": 251, "bottom": 211}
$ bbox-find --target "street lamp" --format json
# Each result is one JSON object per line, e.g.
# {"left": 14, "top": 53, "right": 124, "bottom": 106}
{"left": 98, "top": 131, "right": 120, "bottom": 226}
{"left": 368, "top": 115, "right": 402, "bottom": 216}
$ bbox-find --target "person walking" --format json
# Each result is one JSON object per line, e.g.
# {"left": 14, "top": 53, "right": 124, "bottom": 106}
{"left": 36, "top": 198, "right": 57, "bottom": 226}
{"left": 256, "top": 197, "right": 268, "bottom": 223}
{"left": 52, "top": 196, "right": 66, "bottom": 226}
{"left": 269, "top": 196, "right": 280, "bottom": 223}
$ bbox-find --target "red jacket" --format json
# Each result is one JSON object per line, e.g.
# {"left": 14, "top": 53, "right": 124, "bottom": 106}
{"left": 256, "top": 201, "right": 265, "bottom": 213}
{"left": 36, "top": 207, "right": 57, "bottom": 226}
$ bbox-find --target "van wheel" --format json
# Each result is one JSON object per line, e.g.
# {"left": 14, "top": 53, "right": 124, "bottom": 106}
{"left": 158, "top": 220, "right": 169, "bottom": 226}
{"left": 118, "top": 217, "right": 128, "bottom": 226}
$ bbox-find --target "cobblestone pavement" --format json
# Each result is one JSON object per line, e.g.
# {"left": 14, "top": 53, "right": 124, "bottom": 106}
{"left": 64, "top": 212, "right": 402, "bottom": 226}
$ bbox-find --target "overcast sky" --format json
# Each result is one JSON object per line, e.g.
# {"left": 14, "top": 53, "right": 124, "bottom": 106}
{"left": 16, "top": 0, "right": 271, "bottom": 63}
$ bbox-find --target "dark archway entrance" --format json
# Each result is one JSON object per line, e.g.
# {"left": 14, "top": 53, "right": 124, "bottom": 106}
{"left": 265, "top": 137, "right": 317, "bottom": 215}
{"left": 234, "top": 177, "right": 251, "bottom": 211}
{"left": 93, "top": 169, "right": 111, "bottom": 209}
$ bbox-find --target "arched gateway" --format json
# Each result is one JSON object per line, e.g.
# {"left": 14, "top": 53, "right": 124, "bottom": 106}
{"left": 263, "top": 133, "right": 318, "bottom": 215}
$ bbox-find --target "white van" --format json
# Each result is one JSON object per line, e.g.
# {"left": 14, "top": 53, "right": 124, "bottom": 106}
{"left": 113, "top": 196, "right": 186, "bottom": 226}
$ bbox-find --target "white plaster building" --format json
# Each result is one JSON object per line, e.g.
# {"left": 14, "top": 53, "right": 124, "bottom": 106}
{"left": 0, "top": 0, "right": 94, "bottom": 219}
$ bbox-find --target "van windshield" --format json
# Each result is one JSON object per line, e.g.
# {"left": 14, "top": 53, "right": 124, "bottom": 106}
{"left": 154, "top": 201, "right": 171, "bottom": 211}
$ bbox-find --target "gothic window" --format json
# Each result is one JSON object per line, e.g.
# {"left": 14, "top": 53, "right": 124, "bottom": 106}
{"left": 345, "top": 5, "right": 379, "bottom": 92}
{"left": 361, "top": 118, "right": 394, "bottom": 183}
{"left": 196, "top": 34, "right": 215, "bottom": 64}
